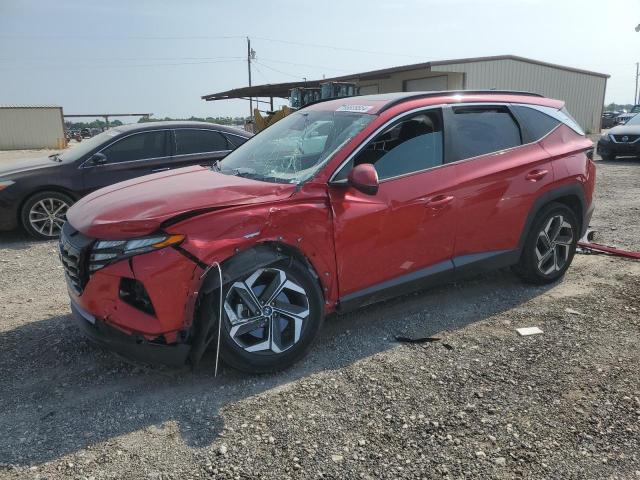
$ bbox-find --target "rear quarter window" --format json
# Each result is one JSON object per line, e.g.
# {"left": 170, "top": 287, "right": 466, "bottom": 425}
{"left": 223, "top": 133, "right": 249, "bottom": 148}
{"left": 512, "top": 105, "right": 561, "bottom": 143}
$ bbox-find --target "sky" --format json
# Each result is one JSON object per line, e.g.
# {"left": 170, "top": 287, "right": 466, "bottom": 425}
{"left": 0, "top": 0, "right": 638, "bottom": 123}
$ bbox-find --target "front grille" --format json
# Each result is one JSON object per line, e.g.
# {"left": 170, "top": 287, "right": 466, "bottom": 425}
{"left": 59, "top": 222, "right": 94, "bottom": 294}
{"left": 613, "top": 134, "right": 640, "bottom": 143}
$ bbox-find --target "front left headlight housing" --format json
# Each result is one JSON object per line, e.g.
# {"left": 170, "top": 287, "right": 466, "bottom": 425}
{"left": 89, "top": 234, "right": 185, "bottom": 272}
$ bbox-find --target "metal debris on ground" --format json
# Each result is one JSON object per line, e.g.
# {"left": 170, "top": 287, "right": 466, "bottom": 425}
{"left": 564, "top": 307, "right": 584, "bottom": 316}
{"left": 394, "top": 335, "right": 454, "bottom": 350}
{"left": 577, "top": 241, "right": 640, "bottom": 260}
{"left": 394, "top": 335, "right": 442, "bottom": 344}
{"left": 516, "top": 327, "right": 543, "bottom": 336}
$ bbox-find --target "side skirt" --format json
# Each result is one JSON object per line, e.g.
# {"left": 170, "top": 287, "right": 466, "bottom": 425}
{"left": 337, "top": 249, "right": 519, "bottom": 313}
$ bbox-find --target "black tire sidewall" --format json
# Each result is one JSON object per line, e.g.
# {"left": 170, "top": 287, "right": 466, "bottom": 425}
{"left": 203, "top": 258, "right": 324, "bottom": 374}
{"left": 518, "top": 202, "right": 579, "bottom": 284}
{"left": 20, "top": 191, "right": 74, "bottom": 240}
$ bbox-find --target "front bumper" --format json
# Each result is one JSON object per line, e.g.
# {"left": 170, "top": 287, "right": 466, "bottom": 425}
{"left": 597, "top": 140, "right": 640, "bottom": 157}
{"left": 71, "top": 300, "right": 190, "bottom": 366}
{"left": 0, "top": 198, "right": 18, "bottom": 231}
{"left": 60, "top": 222, "right": 205, "bottom": 365}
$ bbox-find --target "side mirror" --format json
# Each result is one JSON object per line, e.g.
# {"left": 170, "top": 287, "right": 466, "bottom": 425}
{"left": 348, "top": 163, "right": 379, "bottom": 195}
{"left": 88, "top": 152, "right": 107, "bottom": 165}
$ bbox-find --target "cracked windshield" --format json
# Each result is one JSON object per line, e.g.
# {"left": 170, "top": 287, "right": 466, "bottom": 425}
{"left": 219, "top": 110, "right": 373, "bottom": 183}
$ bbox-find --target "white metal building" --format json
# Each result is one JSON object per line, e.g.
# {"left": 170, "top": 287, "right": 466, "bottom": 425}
{"left": 0, "top": 105, "right": 65, "bottom": 150}
{"left": 204, "top": 55, "right": 609, "bottom": 133}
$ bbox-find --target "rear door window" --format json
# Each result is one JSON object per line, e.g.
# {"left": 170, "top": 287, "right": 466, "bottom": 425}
{"left": 512, "top": 105, "right": 561, "bottom": 143}
{"left": 102, "top": 131, "right": 167, "bottom": 163}
{"left": 175, "top": 129, "right": 229, "bottom": 155}
{"left": 448, "top": 106, "right": 521, "bottom": 162}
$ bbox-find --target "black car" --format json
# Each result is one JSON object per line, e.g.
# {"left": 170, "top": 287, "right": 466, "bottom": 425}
{"left": 597, "top": 113, "right": 640, "bottom": 161}
{"left": 80, "top": 128, "right": 92, "bottom": 138}
{"left": 601, "top": 111, "right": 620, "bottom": 129}
{"left": 614, "top": 105, "right": 640, "bottom": 126}
{"left": 0, "top": 121, "right": 251, "bottom": 239}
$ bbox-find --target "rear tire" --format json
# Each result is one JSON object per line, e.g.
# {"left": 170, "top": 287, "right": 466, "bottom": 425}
{"left": 199, "top": 257, "right": 324, "bottom": 374}
{"left": 514, "top": 202, "right": 578, "bottom": 285}
{"left": 21, "top": 191, "right": 73, "bottom": 240}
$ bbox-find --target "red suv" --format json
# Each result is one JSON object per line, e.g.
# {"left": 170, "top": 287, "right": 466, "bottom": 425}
{"left": 60, "top": 91, "right": 595, "bottom": 372}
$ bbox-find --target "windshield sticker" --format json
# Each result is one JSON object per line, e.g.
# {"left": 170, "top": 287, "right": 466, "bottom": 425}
{"left": 336, "top": 104, "right": 373, "bottom": 113}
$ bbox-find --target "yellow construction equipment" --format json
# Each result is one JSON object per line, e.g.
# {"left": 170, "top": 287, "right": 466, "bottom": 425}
{"left": 253, "top": 106, "right": 293, "bottom": 133}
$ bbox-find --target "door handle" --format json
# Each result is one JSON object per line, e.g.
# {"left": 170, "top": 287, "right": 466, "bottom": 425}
{"left": 152, "top": 167, "right": 170, "bottom": 173}
{"left": 525, "top": 169, "right": 548, "bottom": 181}
{"left": 425, "top": 195, "right": 454, "bottom": 208}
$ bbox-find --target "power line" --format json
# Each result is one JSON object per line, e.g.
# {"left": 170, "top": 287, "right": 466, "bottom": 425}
{"left": 251, "top": 63, "right": 270, "bottom": 83}
{"left": 258, "top": 57, "right": 349, "bottom": 73}
{"left": 0, "top": 32, "right": 422, "bottom": 59}
{"left": 0, "top": 34, "right": 245, "bottom": 40}
{"left": 0, "top": 56, "right": 244, "bottom": 63}
{"left": 252, "top": 61, "right": 303, "bottom": 80}
{"left": 0, "top": 55, "right": 349, "bottom": 74}
{"left": 0, "top": 59, "right": 244, "bottom": 71}
{"left": 253, "top": 36, "right": 423, "bottom": 59}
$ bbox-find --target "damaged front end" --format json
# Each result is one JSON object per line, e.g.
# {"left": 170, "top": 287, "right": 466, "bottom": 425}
{"left": 60, "top": 221, "right": 205, "bottom": 367}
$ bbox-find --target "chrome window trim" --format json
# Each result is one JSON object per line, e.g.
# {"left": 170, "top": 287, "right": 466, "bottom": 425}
{"left": 79, "top": 128, "right": 172, "bottom": 169}
{"left": 328, "top": 102, "right": 565, "bottom": 185}
{"left": 170, "top": 150, "right": 232, "bottom": 159}
{"left": 81, "top": 154, "right": 173, "bottom": 169}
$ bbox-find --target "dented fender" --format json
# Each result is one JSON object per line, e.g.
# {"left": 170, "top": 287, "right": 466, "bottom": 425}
{"left": 166, "top": 182, "right": 339, "bottom": 313}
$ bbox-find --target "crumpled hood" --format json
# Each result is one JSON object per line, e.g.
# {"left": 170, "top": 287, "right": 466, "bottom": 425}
{"left": 67, "top": 165, "right": 296, "bottom": 239}
{"left": 0, "top": 156, "right": 59, "bottom": 177}
{"left": 608, "top": 124, "right": 640, "bottom": 135}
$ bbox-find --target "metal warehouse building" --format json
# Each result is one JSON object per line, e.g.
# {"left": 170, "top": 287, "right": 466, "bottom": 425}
{"left": 203, "top": 55, "right": 609, "bottom": 133}
{"left": 0, "top": 105, "right": 66, "bottom": 150}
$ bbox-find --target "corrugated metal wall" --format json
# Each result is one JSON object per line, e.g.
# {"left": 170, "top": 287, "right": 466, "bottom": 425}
{"left": 431, "top": 59, "right": 606, "bottom": 133}
{"left": 352, "top": 71, "right": 465, "bottom": 96}
{"left": 0, "top": 107, "right": 65, "bottom": 150}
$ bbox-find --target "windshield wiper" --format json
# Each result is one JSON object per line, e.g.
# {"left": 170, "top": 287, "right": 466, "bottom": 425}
{"left": 233, "top": 171, "right": 288, "bottom": 184}
{"left": 210, "top": 159, "right": 222, "bottom": 172}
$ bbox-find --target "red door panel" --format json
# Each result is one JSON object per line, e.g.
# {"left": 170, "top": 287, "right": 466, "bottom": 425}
{"left": 452, "top": 142, "right": 554, "bottom": 257}
{"left": 329, "top": 166, "right": 457, "bottom": 297}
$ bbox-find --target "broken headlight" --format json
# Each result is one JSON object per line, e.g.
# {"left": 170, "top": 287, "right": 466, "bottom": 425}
{"left": 89, "top": 234, "right": 185, "bottom": 272}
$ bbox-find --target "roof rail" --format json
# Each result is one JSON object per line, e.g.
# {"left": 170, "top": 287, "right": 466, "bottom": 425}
{"left": 378, "top": 90, "right": 544, "bottom": 113}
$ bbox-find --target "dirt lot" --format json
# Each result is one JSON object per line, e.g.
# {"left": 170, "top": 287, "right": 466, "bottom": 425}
{"left": 0, "top": 152, "right": 639, "bottom": 479}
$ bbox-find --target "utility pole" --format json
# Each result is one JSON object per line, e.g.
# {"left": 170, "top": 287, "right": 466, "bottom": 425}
{"left": 636, "top": 62, "right": 639, "bottom": 105}
{"left": 247, "top": 37, "right": 256, "bottom": 118}
{"left": 635, "top": 25, "right": 640, "bottom": 103}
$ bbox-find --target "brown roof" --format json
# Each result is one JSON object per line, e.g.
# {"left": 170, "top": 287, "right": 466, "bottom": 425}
{"left": 202, "top": 54, "right": 609, "bottom": 102}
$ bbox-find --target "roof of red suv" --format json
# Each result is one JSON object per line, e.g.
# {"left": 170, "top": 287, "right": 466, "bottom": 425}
{"left": 304, "top": 90, "right": 564, "bottom": 115}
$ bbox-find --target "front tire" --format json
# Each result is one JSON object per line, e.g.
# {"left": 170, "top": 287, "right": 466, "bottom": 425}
{"left": 514, "top": 202, "right": 578, "bottom": 284}
{"left": 200, "top": 258, "right": 324, "bottom": 373}
{"left": 21, "top": 191, "right": 73, "bottom": 240}
{"left": 600, "top": 153, "right": 615, "bottom": 161}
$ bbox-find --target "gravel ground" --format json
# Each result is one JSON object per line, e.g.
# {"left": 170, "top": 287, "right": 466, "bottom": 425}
{"left": 0, "top": 151, "right": 639, "bottom": 479}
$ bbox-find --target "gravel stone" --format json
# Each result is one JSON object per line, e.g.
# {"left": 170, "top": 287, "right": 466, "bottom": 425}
{"left": 0, "top": 151, "right": 638, "bottom": 478}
